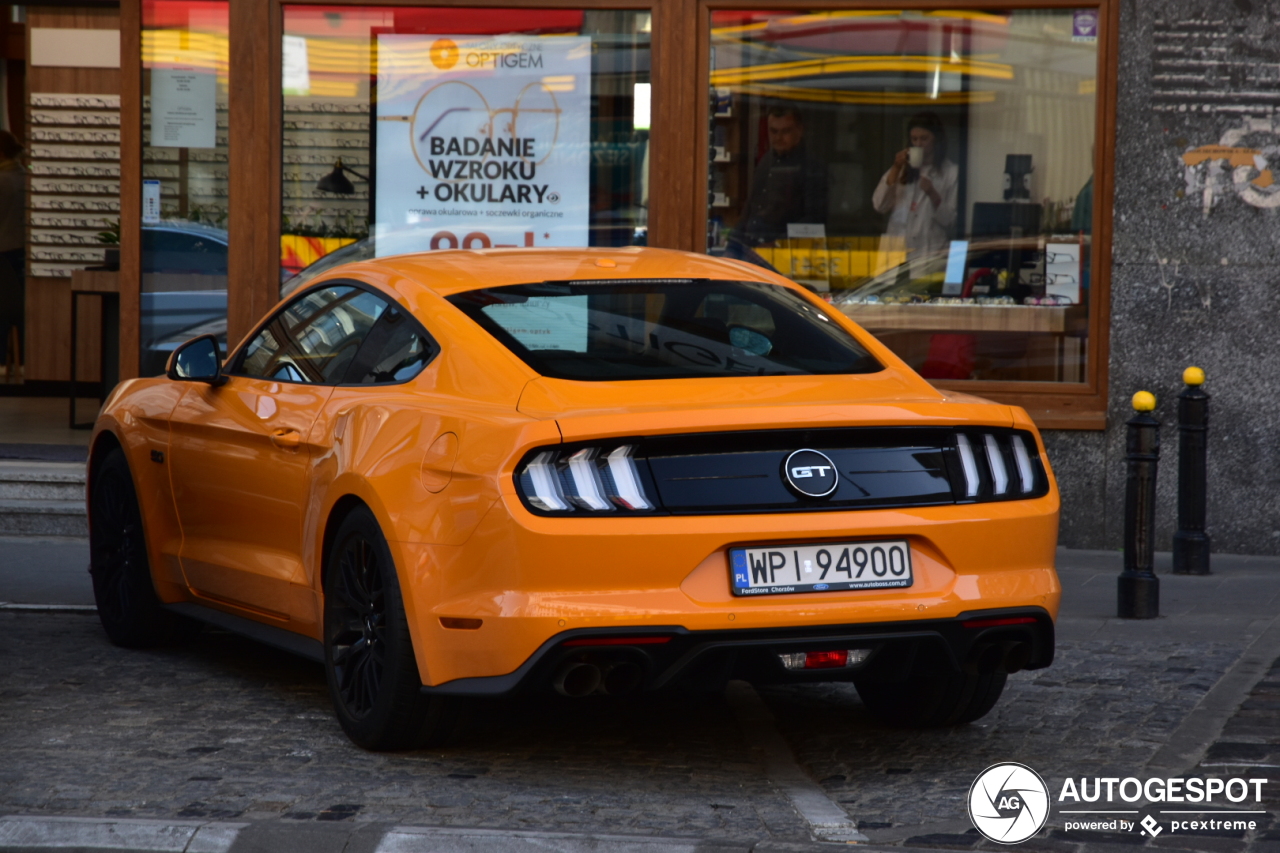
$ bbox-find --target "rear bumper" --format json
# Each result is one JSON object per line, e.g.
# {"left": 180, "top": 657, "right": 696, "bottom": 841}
{"left": 419, "top": 606, "right": 1054, "bottom": 697}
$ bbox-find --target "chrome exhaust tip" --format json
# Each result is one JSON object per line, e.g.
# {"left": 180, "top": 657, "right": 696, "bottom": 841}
{"left": 553, "top": 661, "right": 602, "bottom": 697}
{"left": 1001, "top": 641, "right": 1032, "bottom": 674}
{"left": 599, "top": 661, "right": 643, "bottom": 696}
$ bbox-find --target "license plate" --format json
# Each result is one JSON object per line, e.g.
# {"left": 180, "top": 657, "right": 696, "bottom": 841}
{"left": 730, "top": 540, "right": 913, "bottom": 596}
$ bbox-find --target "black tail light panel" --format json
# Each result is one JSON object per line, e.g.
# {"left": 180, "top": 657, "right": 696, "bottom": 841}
{"left": 514, "top": 427, "right": 1049, "bottom": 517}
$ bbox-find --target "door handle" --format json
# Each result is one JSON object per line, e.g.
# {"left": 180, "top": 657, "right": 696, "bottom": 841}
{"left": 269, "top": 428, "right": 302, "bottom": 449}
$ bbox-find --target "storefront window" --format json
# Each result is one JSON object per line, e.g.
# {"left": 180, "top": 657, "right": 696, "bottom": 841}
{"left": 709, "top": 9, "right": 1098, "bottom": 383}
{"left": 141, "top": 0, "right": 230, "bottom": 376}
{"left": 280, "top": 6, "right": 651, "bottom": 285}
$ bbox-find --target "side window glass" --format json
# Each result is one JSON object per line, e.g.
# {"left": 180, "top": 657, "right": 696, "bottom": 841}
{"left": 237, "top": 285, "right": 389, "bottom": 384}
{"left": 346, "top": 306, "right": 437, "bottom": 385}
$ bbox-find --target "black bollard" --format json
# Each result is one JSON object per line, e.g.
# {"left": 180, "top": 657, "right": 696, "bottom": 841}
{"left": 1173, "top": 367, "right": 1211, "bottom": 575}
{"left": 1119, "top": 391, "right": 1160, "bottom": 619}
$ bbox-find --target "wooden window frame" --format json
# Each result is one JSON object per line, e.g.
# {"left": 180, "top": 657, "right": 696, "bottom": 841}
{"left": 693, "top": 0, "right": 1119, "bottom": 430}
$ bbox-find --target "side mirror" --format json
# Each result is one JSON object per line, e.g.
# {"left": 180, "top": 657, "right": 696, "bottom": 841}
{"left": 167, "top": 334, "right": 225, "bottom": 385}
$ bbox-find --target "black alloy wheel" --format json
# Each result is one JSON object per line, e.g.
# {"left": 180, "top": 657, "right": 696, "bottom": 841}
{"left": 89, "top": 446, "right": 198, "bottom": 647}
{"left": 323, "top": 506, "right": 457, "bottom": 750}
{"left": 328, "top": 532, "right": 387, "bottom": 717}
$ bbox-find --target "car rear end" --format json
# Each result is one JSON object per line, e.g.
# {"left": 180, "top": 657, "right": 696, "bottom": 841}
{"left": 404, "top": 265, "right": 1059, "bottom": 719}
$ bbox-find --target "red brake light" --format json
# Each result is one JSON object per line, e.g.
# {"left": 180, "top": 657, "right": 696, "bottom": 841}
{"left": 562, "top": 636, "right": 672, "bottom": 647}
{"left": 962, "top": 616, "right": 1038, "bottom": 629}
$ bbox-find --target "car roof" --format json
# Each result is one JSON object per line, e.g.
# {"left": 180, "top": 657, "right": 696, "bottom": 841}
{"left": 325, "top": 246, "right": 789, "bottom": 299}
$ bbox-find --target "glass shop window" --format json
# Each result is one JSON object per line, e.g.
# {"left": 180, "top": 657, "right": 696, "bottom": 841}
{"left": 279, "top": 6, "right": 652, "bottom": 290}
{"left": 140, "top": 0, "right": 231, "bottom": 376}
{"left": 708, "top": 9, "right": 1100, "bottom": 384}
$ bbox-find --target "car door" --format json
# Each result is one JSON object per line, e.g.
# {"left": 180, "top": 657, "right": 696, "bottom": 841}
{"left": 167, "top": 283, "right": 391, "bottom": 623}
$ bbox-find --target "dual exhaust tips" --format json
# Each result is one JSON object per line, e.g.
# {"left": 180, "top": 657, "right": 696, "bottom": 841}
{"left": 553, "top": 660, "right": 644, "bottom": 697}
{"left": 970, "top": 640, "right": 1032, "bottom": 675}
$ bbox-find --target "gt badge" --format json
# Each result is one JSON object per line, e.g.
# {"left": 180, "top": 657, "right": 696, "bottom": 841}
{"left": 782, "top": 448, "right": 839, "bottom": 498}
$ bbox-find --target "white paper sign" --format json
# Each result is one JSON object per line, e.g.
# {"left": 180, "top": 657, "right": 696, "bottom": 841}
{"left": 482, "top": 295, "right": 589, "bottom": 352}
{"left": 786, "top": 222, "right": 826, "bottom": 239}
{"left": 142, "top": 179, "right": 161, "bottom": 224}
{"left": 1045, "top": 242, "right": 1081, "bottom": 303}
{"left": 149, "top": 64, "right": 217, "bottom": 148}
{"left": 282, "top": 35, "right": 310, "bottom": 96}
{"left": 374, "top": 34, "right": 591, "bottom": 252}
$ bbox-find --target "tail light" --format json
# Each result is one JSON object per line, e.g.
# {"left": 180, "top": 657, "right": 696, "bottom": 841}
{"left": 953, "top": 431, "right": 1045, "bottom": 501}
{"left": 518, "top": 444, "right": 655, "bottom": 514}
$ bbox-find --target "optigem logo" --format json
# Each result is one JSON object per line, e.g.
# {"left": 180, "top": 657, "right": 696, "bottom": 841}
{"left": 429, "top": 39, "right": 460, "bottom": 70}
{"left": 968, "top": 763, "right": 1051, "bottom": 844}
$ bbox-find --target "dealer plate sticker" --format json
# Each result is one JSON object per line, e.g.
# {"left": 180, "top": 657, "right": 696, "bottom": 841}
{"left": 730, "top": 540, "right": 913, "bottom": 596}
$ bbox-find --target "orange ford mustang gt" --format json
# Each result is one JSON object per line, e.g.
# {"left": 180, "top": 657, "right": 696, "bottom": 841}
{"left": 87, "top": 247, "right": 1060, "bottom": 750}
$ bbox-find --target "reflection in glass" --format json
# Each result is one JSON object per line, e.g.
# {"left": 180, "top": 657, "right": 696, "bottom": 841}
{"left": 709, "top": 9, "right": 1098, "bottom": 383}
{"left": 141, "top": 0, "right": 231, "bottom": 376}
{"left": 238, "top": 285, "right": 388, "bottom": 384}
{"left": 280, "top": 6, "right": 652, "bottom": 286}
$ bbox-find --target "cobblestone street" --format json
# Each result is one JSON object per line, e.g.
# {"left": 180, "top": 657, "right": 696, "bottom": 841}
{"left": 1, "top": 551, "right": 1278, "bottom": 852}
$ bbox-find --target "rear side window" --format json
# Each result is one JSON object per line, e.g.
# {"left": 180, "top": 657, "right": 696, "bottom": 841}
{"left": 235, "top": 285, "right": 388, "bottom": 384}
{"left": 447, "top": 279, "right": 881, "bottom": 381}
{"left": 343, "top": 304, "right": 438, "bottom": 384}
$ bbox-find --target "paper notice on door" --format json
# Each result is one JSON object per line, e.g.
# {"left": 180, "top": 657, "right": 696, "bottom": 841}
{"left": 149, "top": 58, "right": 217, "bottom": 148}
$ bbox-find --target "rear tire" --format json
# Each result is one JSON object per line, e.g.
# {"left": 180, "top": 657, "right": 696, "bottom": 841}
{"left": 323, "top": 506, "right": 456, "bottom": 750}
{"left": 854, "top": 643, "right": 1006, "bottom": 727}
{"left": 89, "top": 446, "right": 199, "bottom": 647}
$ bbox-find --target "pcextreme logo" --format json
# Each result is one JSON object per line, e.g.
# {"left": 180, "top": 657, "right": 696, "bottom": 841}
{"left": 968, "top": 763, "right": 1051, "bottom": 844}
{"left": 969, "top": 765, "right": 1271, "bottom": 844}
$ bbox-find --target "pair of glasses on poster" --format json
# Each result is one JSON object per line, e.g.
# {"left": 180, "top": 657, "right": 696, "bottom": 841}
{"left": 380, "top": 80, "right": 566, "bottom": 178}
{"left": 1044, "top": 250, "right": 1078, "bottom": 263}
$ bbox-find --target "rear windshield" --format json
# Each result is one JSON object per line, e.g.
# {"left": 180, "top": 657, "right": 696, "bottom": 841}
{"left": 447, "top": 279, "right": 882, "bottom": 381}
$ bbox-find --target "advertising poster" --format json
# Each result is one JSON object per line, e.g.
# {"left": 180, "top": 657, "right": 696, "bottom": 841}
{"left": 375, "top": 34, "right": 591, "bottom": 252}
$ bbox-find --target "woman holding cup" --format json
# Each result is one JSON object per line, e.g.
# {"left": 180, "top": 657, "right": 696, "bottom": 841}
{"left": 872, "top": 112, "right": 958, "bottom": 258}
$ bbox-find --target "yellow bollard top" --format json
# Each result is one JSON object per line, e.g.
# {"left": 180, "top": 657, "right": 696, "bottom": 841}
{"left": 1132, "top": 391, "right": 1157, "bottom": 412}
{"left": 1183, "top": 366, "right": 1206, "bottom": 386}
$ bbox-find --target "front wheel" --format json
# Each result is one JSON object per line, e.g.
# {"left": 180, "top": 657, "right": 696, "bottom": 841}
{"left": 89, "top": 447, "right": 198, "bottom": 647}
{"left": 854, "top": 644, "right": 1006, "bottom": 727}
{"left": 323, "top": 506, "right": 456, "bottom": 750}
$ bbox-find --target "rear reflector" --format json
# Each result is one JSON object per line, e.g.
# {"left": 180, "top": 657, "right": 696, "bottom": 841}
{"left": 778, "top": 648, "right": 872, "bottom": 671}
{"left": 562, "top": 636, "right": 672, "bottom": 647}
{"left": 962, "top": 616, "right": 1038, "bottom": 629}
